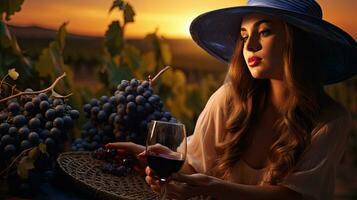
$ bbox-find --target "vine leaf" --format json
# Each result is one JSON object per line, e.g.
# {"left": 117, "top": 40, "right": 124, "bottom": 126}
{"left": 109, "top": 0, "right": 124, "bottom": 13}
{"left": 17, "top": 156, "right": 34, "bottom": 179}
{"left": 123, "top": 3, "right": 135, "bottom": 24}
{"left": 38, "top": 143, "right": 47, "bottom": 154}
{"left": 0, "top": 21, "right": 32, "bottom": 77}
{"left": 17, "top": 147, "right": 41, "bottom": 179}
{"left": 159, "top": 39, "right": 172, "bottom": 65}
{"left": 109, "top": 0, "right": 135, "bottom": 24}
{"left": 106, "top": 60, "right": 133, "bottom": 85}
{"left": 122, "top": 44, "right": 141, "bottom": 70}
{"left": 35, "top": 22, "right": 68, "bottom": 80}
{"left": 0, "top": 0, "right": 25, "bottom": 21}
{"left": 105, "top": 21, "right": 123, "bottom": 57}
{"left": 0, "top": 20, "right": 12, "bottom": 48}
{"left": 145, "top": 31, "right": 172, "bottom": 67}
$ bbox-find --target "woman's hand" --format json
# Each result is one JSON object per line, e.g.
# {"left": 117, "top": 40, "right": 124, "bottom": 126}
{"left": 145, "top": 166, "right": 162, "bottom": 193}
{"left": 105, "top": 142, "right": 145, "bottom": 155}
{"left": 145, "top": 167, "right": 218, "bottom": 200}
{"left": 166, "top": 173, "right": 218, "bottom": 200}
{"left": 105, "top": 142, "right": 146, "bottom": 175}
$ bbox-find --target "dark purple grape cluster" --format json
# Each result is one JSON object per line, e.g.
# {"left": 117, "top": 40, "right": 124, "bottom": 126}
{"left": 91, "top": 147, "right": 118, "bottom": 161}
{"left": 0, "top": 92, "right": 79, "bottom": 198}
{"left": 0, "top": 92, "right": 79, "bottom": 163}
{"left": 73, "top": 78, "right": 177, "bottom": 150}
{"left": 92, "top": 147, "right": 136, "bottom": 177}
{"left": 102, "top": 163, "right": 132, "bottom": 177}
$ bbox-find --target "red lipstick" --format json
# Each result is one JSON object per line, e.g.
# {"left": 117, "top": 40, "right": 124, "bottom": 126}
{"left": 248, "top": 56, "right": 262, "bottom": 67}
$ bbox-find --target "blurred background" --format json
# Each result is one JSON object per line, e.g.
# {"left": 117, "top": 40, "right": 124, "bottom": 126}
{"left": 1, "top": 0, "right": 356, "bottom": 199}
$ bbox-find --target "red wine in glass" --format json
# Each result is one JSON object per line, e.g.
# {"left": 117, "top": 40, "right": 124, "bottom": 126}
{"left": 147, "top": 153, "right": 184, "bottom": 180}
{"left": 146, "top": 120, "right": 187, "bottom": 199}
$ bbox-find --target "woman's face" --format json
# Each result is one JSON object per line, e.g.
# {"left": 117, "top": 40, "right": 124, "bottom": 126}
{"left": 240, "top": 14, "right": 287, "bottom": 80}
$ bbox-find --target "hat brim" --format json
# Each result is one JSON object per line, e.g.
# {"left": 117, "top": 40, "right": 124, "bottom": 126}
{"left": 190, "top": 6, "right": 357, "bottom": 84}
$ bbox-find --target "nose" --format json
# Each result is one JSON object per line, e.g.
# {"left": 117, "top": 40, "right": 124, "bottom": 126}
{"left": 246, "top": 34, "right": 262, "bottom": 52}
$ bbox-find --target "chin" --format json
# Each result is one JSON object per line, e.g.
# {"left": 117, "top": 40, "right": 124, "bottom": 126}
{"left": 249, "top": 71, "right": 269, "bottom": 79}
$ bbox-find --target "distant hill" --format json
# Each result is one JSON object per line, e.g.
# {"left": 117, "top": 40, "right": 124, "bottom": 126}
{"left": 7, "top": 24, "right": 101, "bottom": 40}
{"left": 7, "top": 24, "right": 227, "bottom": 74}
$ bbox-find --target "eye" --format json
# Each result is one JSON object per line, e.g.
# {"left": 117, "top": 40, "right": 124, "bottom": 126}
{"left": 259, "top": 29, "right": 271, "bottom": 36}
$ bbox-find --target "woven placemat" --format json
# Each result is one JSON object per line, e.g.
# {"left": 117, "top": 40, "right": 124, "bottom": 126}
{"left": 56, "top": 151, "right": 206, "bottom": 200}
{"left": 57, "top": 151, "right": 159, "bottom": 200}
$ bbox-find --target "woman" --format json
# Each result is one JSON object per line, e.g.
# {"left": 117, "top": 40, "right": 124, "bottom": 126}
{"left": 106, "top": 0, "right": 356, "bottom": 199}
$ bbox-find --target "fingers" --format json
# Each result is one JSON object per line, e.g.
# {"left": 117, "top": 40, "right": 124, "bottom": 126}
{"left": 105, "top": 142, "right": 145, "bottom": 155}
{"left": 144, "top": 166, "right": 161, "bottom": 193}
{"left": 145, "top": 166, "right": 155, "bottom": 176}
{"left": 147, "top": 143, "right": 172, "bottom": 155}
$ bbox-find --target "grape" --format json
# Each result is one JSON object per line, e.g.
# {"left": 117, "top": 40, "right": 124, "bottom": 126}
{"left": 0, "top": 122, "right": 10, "bottom": 133}
{"left": 117, "top": 94, "right": 126, "bottom": 104}
{"left": 18, "top": 127, "right": 30, "bottom": 140}
{"left": 31, "top": 97, "right": 41, "bottom": 108}
{"left": 24, "top": 102, "right": 34, "bottom": 112}
{"left": 28, "top": 132, "right": 40, "bottom": 145}
{"left": 69, "top": 110, "right": 79, "bottom": 120}
{"left": 45, "top": 109, "right": 55, "bottom": 120}
{"left": 135, "top": 95, "right": 146, "bottom": 105}
{"left": 125, "top": 85, "right": 134, "bottom": 94}
{"left": 49, "top": 128, "right": 61, "bottom": 140}
{"left": 54, "top": 105, "right": 65, "bottom": 117}
{"left": 83, "top": 104, "right": 91, "bottom": 113}
{"left": 97, "top": 110, "right": 107, "bottom": 122}
{"left": 39, "top": 129, "right": 50, "bottom": 139}
{"left": 142, "top": 90, "right": 152, "bottom": 98}
{"left": 92, "top": 147, "right": 136, "bottom": 177}
{"left": 4, "top": 144, "right": 16, "bottom": 157}
{"left": 100, "top": 96, "right": 109, "bottom": 103}
{"left": 13, "top": 115, "right": 27, "bottom": 127}
{"left": 8, "top": 127, "right": 18, "bottom": 137}
{"left": 89, "top": 98, "right": 99, "bottom": 107}
{"left": 39, "top": 101, "right": 50, "bottom": 111}
{"left": 38, "top": 93, "right": 48, "bottom": 101}
{"left": 20, "top": 140, "right": 31, "bottom": 150}
{"left": 53, "top": 117, "right": 64, "bottom": 129}
{"left": 45, "top": 121, "right": 53, "bottom": 129}
{"left": 1, "top": 135, "right": 15, "bottom": 145}
{"left": 8, "top": 102, "right": 20, "bottom": 114}
{"left": 136, "top": 85, "right": 144, "bottom": 94}
{"left": 91, "top": 106, "right": 100, "bottom": 116}
{"left": 63, "top": 115, "right": 73, "bottom": 128}
{"left": 29, "top": 118, "right": 41, "bottom": 130}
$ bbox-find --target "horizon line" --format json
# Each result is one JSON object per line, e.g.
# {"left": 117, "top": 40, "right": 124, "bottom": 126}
{"left": 8, "top": 22, "right": 193, "bottom": 40}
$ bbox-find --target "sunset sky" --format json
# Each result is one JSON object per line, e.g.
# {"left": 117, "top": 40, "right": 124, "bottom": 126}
{"left": 8, "top": 0, "right": 357, "bottom": 39}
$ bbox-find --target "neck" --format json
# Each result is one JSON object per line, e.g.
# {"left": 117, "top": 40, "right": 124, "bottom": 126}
{"left": 268, "top": 79, "right": 289, "bottom": 111}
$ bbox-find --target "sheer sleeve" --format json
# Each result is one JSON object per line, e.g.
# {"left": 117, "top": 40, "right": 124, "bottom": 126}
{"left": 278, "top": 112, "right": 353, "bottom": 200}
{"left": 185, "top": 84, "right": 230, "bottom": 173}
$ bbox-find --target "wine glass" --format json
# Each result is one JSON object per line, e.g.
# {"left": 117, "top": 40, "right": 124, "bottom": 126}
{"left": 146, "top": 120, "right": 187, "bottom": 200}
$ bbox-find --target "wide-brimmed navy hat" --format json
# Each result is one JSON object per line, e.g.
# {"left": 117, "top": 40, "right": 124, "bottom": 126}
{"left": 190, "top": 0, "right": 357, "bottom": 84}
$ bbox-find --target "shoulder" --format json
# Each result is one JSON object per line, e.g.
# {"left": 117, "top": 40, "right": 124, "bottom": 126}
{"left": 208, "top": 83, "right": 231, "bottom": 101}
{"left": 205, "top": 83, "right": 232, "bottom": 110}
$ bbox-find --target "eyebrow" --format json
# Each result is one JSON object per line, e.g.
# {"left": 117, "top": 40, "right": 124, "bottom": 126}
{"left": 240, "top": 20, "right": 271, "bottom": 32}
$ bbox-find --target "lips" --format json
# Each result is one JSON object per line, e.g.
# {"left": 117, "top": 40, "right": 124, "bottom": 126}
{"left": 248, "top": 56, "right": 262, "bottom": 67}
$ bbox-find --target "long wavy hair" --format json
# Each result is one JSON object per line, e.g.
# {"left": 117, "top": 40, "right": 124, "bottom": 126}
{"left": 212, "top": 22, "right": 326, "bottom": 184}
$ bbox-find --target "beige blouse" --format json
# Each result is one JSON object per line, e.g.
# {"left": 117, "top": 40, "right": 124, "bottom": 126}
{"left": 185, "top": 84, "right": 353, "bottom": 200}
